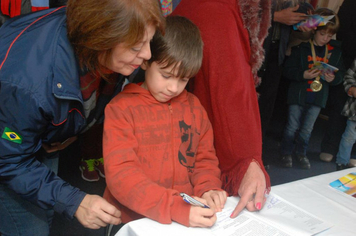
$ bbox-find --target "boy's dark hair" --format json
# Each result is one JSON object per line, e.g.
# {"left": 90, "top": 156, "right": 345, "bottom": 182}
{"left": 314, "top": 8, "right": 339, "bottom": 34}
{"left": 147, "top": 15, "right": 203, "bottom": 79}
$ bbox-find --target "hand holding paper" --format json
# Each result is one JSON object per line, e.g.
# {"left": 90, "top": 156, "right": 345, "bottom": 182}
{"left": 304, "top": 68, "right": 319, "bottom": 79}
{"left": 274, "top": 5, "right": 308, "bottom": 26}
{"left": 311, "top": 61, "right": 339, "bottom": 80}
{"left": 293, "top": 15, "right": 334, "bottom": 30}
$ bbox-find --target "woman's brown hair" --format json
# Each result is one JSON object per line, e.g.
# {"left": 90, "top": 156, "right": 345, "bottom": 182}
{"left": 66, "top": 0, "right": 165, "bottom": 76}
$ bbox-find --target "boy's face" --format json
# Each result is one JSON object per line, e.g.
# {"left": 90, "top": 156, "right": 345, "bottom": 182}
{"left": 313, "top": 29, "right": 334, "bottom": 46}
{"left": 141, "top": 62, "right": 189, "bottom": 103}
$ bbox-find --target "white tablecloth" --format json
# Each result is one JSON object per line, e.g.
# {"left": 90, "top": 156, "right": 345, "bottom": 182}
{"left": 272, "top": 167, "right": 356, "bottom": 236}
{"left": 116, "top": 167, "right": 356, "bottom": 236}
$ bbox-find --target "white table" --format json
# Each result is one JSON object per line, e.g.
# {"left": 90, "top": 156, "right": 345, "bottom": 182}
{"left": 116, "top": 168, "right": 356, "bottom": 236}
{"left": 272, "top": 167, "right": 356, "bottom": 236}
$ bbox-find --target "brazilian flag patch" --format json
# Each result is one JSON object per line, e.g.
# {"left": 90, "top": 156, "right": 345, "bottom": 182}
{"left": 1, "top": 127, "right": 22, "bottom": 144}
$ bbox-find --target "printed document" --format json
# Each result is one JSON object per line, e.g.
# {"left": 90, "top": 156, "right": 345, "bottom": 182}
{"left": 211, "top": 193, "right": 333, "bottom": 236}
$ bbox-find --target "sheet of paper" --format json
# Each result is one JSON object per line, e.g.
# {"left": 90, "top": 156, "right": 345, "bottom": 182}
{"left": 312, "top": 62, "right": 339, "bottom": 80}
{"left": 211, "top": 207, "right": 291, "bottom": 236}
{"left": 329, "top": 172, "right": 356, "bottom": 198}
{"left": 293, "top": 15, "right": 334, "bottom": 30}
{"left": 210, "top": 193, "right": 333, "bottom": 236}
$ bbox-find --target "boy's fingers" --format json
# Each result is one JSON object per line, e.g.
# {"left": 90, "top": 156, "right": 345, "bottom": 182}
{"left": 210, "top": 195, "right": 221, "bottom": 211}
{"left": 200, "top": 213, "right": 217, "bottom": 227}
{"left": 220, "top": 191, "right": 228, "bottom": 208}
{"left": 190, "top": 207, "right": 216, "bottom": 227}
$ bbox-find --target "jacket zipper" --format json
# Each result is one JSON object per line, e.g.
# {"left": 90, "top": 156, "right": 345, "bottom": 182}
{"left": 168, "top": 102, "right": 175, "bottom": 189}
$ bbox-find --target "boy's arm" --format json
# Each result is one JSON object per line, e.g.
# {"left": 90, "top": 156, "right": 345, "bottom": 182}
{"left": 103, "top": 101, "right": 190, "bottom": 226}
{"left": 344, "top": 59, "right": 356, "bottom": 95}
{"left": 189, "top": 100, "right": 227, "bottom": 211}
{"left": 189, "top": 100, "right": 223, "bottom": 198}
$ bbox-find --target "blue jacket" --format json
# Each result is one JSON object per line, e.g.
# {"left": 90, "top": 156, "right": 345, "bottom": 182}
{"left": 0, "top": 7, "right": 87, "bottom": 219}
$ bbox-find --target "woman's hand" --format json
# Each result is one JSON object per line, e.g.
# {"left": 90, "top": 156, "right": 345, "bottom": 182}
{"left": 42, "top": 136, "right": 78, "bottom": 153}
{"left": 75, "top": 194, "right": 122, "bottom": 229}
{"left": 230, "top": 161, "right": 268, "bottom": 218}
{"left": 274, "top": 5, "right": 308, "bottom": 25}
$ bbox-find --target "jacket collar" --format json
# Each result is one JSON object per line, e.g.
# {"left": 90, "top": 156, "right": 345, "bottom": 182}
{"left": 52, "top": 22, "right": 83, "bottom": 103}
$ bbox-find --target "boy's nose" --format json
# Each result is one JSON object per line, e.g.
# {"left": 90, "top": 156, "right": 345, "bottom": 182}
{"left": 167, "top": 81, "right": 179, "bottom": 93}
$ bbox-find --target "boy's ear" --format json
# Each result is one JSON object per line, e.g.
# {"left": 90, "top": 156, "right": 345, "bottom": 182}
{"left": 141, "top": 61, "right": 148, "bottom": 70}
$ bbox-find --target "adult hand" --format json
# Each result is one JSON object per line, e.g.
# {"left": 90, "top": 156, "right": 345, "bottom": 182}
{"left": 189, "top": 197, "right": 216, "bottom": 227}
{"left": 42, "top": 136, "right": 78, "bottom": 153}
{"left": 297, "top": 25, "right": 315, "bottom": 32}
{"left": 274, "top": 5, "right": 308, "bottom": 26}
{"left": 75, "top": 194, "right": 122, "bottom": 229}
{"left": 324, "top": 72, "right": 335, "bottom": 83}
{"left": 202, "top": 190, "right": 227, "bottom": 212}
{"left": 230, "top": 161, "right": 267, "bottom": 218}
{"left": 304, "top": 68, "right": 320, "bottom": 79}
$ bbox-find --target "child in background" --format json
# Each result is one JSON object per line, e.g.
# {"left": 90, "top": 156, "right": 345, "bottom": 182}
{"left": 279, "top": 8, "right": 345, "bottom": 169}
{"left": 335, "top": 58, "right": 356, "bottom": 170}
{"left": 103, "top": 15, "right": 227, "bottom": 231}
{"left": 79, "top": 124, "right": 105, "bottom": 181}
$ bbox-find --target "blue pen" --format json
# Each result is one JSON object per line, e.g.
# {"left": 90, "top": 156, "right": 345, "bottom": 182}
{"left": 180, "top": 193, "right": 210, "bottom": 208}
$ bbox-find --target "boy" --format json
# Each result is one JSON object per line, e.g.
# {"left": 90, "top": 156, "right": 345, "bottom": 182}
{"left": 103, "top": 15, "right": 227, "bottom": 231}
{"left": 279, "top": 8, "right": 345, "bottom": 169}
{"left": 335, "top": 58, "right": 356, "bottom": 170}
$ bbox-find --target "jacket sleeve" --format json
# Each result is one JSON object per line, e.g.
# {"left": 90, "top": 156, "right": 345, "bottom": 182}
{"left": 190, "top": 98, "right": 223, "bottom": 197}
{"left": 0, "top": 83, "right": 86, "bottom": 219}
{"left": 329, "top": 48, "right": 346, "bottom": 86}
{"left": 283, "top": 45, "right": 307, "bottom": 82}
{"left": 344, "top": 59, "right": 356, "bottom": 93}
{"left": 103, "top": 99, "right": 191, "bottom": 226}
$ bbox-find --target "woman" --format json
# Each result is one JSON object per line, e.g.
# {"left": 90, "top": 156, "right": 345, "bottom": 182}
{"left": 0, "top": 0, "right": 165, "bottom": 235}
{"left": 172, "top": 0, "right": 271, "bottom": 218}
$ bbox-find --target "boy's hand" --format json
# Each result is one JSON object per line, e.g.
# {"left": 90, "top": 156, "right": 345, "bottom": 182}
{"left": 189, "top": 197, "right": 217, "bottom": 228}
{"left": 348, "top": 87, "right": 356, "bottom": 98}
{"left": 304, "top": 69, "right": 320, "bottom": 79}
{"left": 324, "top": 72, "right": 335, "bottom": 82}
{"left": 202, "top": 190, "right": 227, "bottom": 212}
